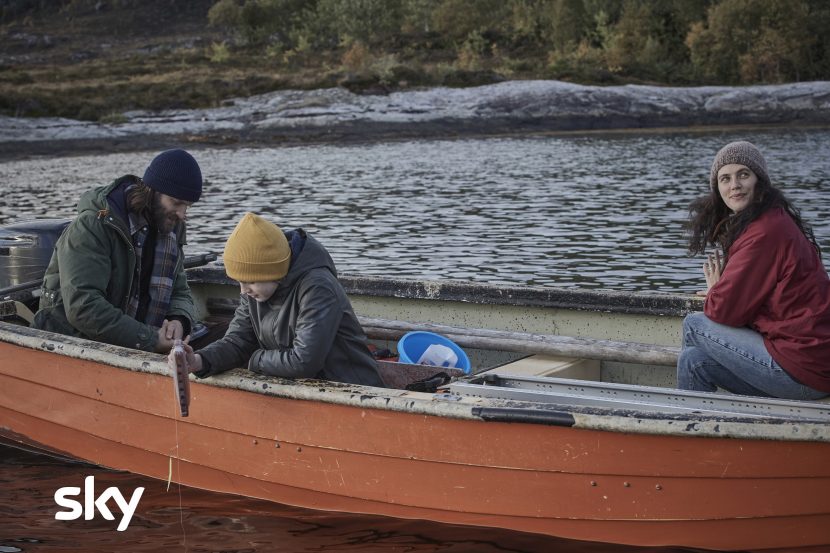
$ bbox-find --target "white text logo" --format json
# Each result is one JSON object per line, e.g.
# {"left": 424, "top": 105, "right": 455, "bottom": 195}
{"left": 54, "top": 475, "right": 144, "bottom": 531}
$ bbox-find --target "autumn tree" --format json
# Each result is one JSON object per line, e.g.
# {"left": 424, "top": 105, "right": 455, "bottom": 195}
{"left": 686, "top": 0, "right": 812, "bottom": 83}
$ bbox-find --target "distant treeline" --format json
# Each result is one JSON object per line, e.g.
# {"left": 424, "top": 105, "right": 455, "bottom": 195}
{"left": 205, "top": 0, "right": 830, "bottom": 85}
{"left": 2, "top": 0, "right": 828, "bottom": 121}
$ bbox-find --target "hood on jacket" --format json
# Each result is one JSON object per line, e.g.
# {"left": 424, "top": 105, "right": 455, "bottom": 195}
{"left": 273, "top": 229, "right": 336, "bottom": 294}
{"left": 76, "top": 176, "right": 136, "bottom": 228}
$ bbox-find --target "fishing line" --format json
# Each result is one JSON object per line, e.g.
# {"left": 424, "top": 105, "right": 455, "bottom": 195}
{"left": 169, "top": 375, "right": 187, "bottom": 552}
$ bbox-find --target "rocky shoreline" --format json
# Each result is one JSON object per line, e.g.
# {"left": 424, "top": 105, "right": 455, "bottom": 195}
{"left": 1, "top": 80, "right": 829, "bottom": 159}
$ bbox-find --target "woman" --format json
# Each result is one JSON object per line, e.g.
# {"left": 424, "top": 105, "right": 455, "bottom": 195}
{"left": 677, "top": 141, "right": 830, "bottom": 400}
{"left": 169, "top": 212, "right": 385, "bottom": 387}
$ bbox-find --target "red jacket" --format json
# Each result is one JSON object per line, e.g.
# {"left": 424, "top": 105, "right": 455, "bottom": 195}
{"left": 705, "top": 207, "right": 830, "bottom": 393}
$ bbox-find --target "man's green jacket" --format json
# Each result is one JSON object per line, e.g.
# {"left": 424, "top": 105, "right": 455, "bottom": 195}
{"left": 31, "top": 178, "right": 195, "bottom": 351}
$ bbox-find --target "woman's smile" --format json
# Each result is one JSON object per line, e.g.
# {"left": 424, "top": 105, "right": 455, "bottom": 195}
{"left": 717, "top": 163, "right": 757, "bottom": 213}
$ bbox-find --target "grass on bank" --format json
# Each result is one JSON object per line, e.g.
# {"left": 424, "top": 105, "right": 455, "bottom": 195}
{"left": 0, "top": 43, "right": 534, "bottom": 121}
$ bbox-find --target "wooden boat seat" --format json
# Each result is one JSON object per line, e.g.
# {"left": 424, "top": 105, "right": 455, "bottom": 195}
{"left": 478, "top": 354, "right": 600, "bottom": 380}
{"left": 205, "top": 298, "right": 680, "bottom": 366}
{"left": 358, "top": 316, "right": 679, "bottom": 366}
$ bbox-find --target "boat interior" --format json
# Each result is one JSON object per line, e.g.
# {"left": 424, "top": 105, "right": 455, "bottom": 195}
{"left": 1, "top": 257, "right": 829, "bottom": 422}
{"left": 194, "top": 291, "right": 671, "bottom": 388}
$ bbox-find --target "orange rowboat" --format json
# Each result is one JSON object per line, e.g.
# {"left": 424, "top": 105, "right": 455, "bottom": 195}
{"left": 1, "top": 267, "right": 828, "bottom": 552}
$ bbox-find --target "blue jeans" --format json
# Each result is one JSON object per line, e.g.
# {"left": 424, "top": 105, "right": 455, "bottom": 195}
{"left": 677, "top": 312, "right": 828, "bottom": 400}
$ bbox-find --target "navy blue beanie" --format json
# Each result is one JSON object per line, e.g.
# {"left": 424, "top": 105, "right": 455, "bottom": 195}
{"left": 142, "top": 149, "right": 202, "bottom": 202}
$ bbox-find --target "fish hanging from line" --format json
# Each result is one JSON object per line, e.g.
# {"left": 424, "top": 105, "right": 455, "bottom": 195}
{"left": 171, "top": 339, "right": 190, "bottom": 417}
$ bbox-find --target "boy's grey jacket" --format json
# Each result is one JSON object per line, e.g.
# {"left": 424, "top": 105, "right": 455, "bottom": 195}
{"left": 196, "top": 231, "right": 384, "bottom": 387}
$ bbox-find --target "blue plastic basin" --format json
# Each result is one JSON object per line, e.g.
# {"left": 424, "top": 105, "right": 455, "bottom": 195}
{"left": 396, "top": 331, "right": 471, "bottom": 374}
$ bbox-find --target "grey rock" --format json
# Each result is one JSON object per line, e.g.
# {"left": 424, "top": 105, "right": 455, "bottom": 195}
{"left": 1, "top": 80, "right": 828, "bottom": 147}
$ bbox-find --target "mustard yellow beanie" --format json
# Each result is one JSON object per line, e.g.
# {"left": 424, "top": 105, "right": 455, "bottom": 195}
{"left": 223, "top": 213, "right": 291, "bottom": 282}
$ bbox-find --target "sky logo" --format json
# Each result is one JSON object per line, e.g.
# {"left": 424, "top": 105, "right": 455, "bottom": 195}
{"left": 54, "top": 476, "right": 144, "bottom": 531}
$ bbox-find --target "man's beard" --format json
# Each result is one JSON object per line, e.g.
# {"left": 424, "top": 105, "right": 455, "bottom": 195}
{"left": 151, "top": 194, "right": 178, "bottom": 234}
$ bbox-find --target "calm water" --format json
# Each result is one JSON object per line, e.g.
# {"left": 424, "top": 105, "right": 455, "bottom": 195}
{"left": 1, "top": 128, "right": 828, "bottom": 293}
{"left": 0, "top": 444, "right": 706, "bottom": 553}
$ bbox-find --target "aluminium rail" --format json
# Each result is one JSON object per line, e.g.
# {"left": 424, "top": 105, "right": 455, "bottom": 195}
{"left": 450, "top": 373, "right": 830, "bottom": 421}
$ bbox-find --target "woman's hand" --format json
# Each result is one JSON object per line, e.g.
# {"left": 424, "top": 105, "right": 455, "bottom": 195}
{"left": 702, "top": 250, "right": 723, "bottom": 291}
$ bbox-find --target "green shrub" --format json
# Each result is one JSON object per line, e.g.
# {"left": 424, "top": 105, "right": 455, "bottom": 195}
{"left": 208, "top": 41, "right": 231, "bottom": 63}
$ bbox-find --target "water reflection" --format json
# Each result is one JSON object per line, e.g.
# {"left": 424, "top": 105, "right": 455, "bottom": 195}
{"left": 0, "top": 444, "right": 709, "bottom": 553}
{"left": 1, "top": 129, "right": 827, "bottom": 293}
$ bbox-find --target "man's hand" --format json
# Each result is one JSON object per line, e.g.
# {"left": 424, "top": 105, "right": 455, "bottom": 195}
{"left": 155, "top": 319, "right": 185, "bottom": 353}
{"left": 164, "top": 319, "right": 184, "bottom": 341}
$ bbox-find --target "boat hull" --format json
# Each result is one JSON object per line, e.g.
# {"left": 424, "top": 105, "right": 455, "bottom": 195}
{"left": 2, "top": 336, "right": 829, "bottom": 552}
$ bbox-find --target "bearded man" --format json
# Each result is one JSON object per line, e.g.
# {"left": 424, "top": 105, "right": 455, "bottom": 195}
{"left": 32, "top": 149, "right": 202, "bottom": 353}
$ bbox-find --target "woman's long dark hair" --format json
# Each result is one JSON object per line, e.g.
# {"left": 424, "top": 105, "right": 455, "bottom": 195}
{"left": 686, "top": 176, "right": 821, "bottom": 261}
